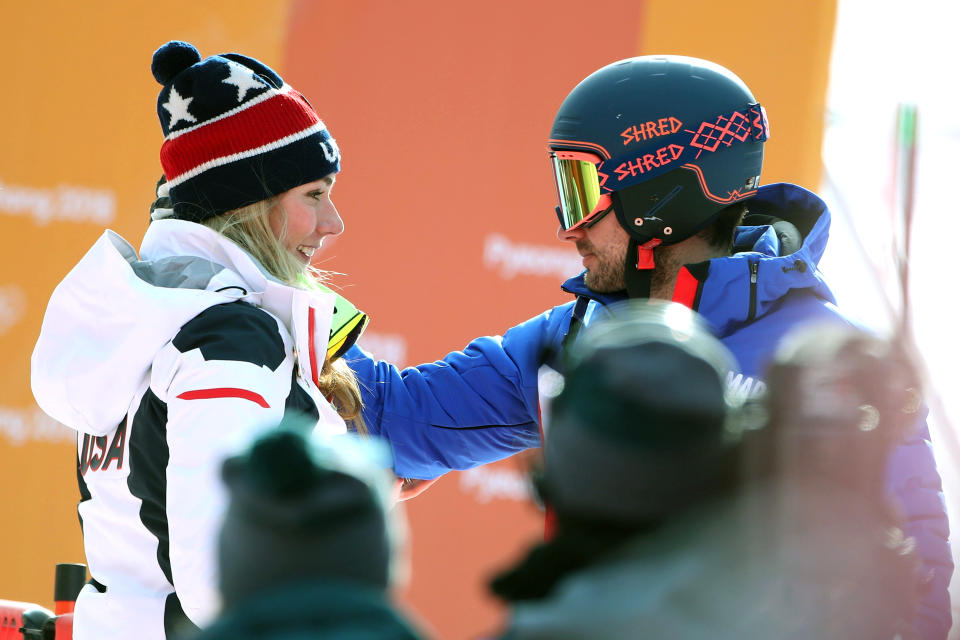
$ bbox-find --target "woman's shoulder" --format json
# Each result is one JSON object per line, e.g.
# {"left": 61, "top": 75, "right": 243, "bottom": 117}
{"left": 172, "top": 301, "right": 288, "bottom": 370}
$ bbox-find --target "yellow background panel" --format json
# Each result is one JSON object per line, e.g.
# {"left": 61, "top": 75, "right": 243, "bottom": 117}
{"left": 640, "top": 0, "right": 837, "bottom": 190}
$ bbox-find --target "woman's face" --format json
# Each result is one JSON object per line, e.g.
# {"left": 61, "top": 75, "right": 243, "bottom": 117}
{"left": 268, "top": 174, "right": 344, "bottom": 264}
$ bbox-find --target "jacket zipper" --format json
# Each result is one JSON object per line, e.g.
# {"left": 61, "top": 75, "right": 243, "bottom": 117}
{"left": 747, "top": 259, "right": 759, "bottom": 322}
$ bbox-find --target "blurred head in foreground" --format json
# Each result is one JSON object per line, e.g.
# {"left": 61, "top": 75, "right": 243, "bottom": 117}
{"left": 203, "top": 415, "right": 423, "bottom": 640}
{"left": 538, "top": 299, "right": 743, "bottom": 529}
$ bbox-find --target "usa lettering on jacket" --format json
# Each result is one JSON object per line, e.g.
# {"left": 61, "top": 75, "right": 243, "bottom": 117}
{"left": 79, "top": 421, "right": 127, "bottom": 474}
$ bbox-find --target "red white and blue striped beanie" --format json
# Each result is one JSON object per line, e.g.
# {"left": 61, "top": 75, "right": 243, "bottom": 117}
{"left": 151, "top": 40, "right": 340, "bottom": 222}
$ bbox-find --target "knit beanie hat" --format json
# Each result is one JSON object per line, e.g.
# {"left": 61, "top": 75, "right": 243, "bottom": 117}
{"left": 151, "top": 40, "right": 341, "bottom": 222}
{"left": 218, "top": 417, "right": 398, "bottom": 607}
{"left": 539, "top": 301, "right": 743, "bottom": 526}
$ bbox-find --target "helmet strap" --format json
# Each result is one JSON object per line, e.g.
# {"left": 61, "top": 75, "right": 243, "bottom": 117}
{"left": 624, "top": 237, "right": 662, "bottom": 298}
{"left": 611, "top": 189, "right": 662, "bottom": 298}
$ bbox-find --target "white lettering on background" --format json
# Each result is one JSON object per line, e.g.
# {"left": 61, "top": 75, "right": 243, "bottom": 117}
{"left": 0, "top": 285, "right": 25, "bottom": 336}
{"left": 0, "top": 406, "right": 73, "bottom": 446}
{"left": 355, "top": 331, "right": 409, "bottom": 369}
{"left": 0, "top": 179, "right": 116, "bottom": 226}
{"left": 459, "top": 465, "right": 532, "bottom": 503}
{"left": 483, "top": 233, "right": 581, "bottom": 280}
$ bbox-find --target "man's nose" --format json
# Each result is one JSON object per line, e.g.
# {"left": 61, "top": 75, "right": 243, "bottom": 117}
{"left": 557, "top": 225, "right": 585, "bottom": 242}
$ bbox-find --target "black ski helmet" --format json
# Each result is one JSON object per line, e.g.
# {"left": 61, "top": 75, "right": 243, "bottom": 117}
{"left": 549, "top": 55, "right": 769, "bottom": 246}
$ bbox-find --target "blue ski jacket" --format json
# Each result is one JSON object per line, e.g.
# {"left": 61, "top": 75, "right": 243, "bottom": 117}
{"left": 347, "top": 183, "right": 952, "bottom": 637}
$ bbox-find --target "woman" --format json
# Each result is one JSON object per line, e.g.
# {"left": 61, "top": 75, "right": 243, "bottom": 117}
{"left": 31, "top": 41, "right": 368, "bottom": 640}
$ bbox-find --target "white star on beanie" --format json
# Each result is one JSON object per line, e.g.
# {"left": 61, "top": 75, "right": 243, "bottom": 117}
{"left": 222, "top": 62, "right": 266, "bottom": 102}
{"left": 162, "top": 87, "right": 197, "bottom": 129}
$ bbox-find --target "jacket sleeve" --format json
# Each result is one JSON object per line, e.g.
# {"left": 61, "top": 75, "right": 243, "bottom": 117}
{"left": 885, "top": 411, "right": 954, "bottom": 639}
{"left": 346, "top": 303, "right": 577, "bottom": 479}
{"left": 152, "top": 303, "right": 300, "bottom": 627}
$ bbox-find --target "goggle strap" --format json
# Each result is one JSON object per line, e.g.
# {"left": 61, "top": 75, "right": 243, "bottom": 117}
{"left": 605, "top": 102, "right": 769, "bottom": 192}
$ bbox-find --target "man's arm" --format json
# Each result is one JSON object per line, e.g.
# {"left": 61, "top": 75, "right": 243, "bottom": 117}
{"left": 346, "top": 302, "right": 576, "bottom": 479}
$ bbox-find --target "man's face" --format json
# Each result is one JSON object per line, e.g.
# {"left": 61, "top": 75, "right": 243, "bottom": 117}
{"left": 558, "top": 210, "right": 630, "bottom": 293}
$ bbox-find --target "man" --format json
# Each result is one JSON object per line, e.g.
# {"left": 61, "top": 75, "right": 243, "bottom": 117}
{"left": 347, "top": 55, "right": 952, "bottom": 636}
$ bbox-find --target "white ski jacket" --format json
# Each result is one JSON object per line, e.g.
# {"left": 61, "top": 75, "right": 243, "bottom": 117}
{"left": 31, "top": 219, "right": 347, "bottom": 640}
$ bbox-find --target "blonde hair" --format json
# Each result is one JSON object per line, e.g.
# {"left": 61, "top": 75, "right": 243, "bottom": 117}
{"left": 204, "top": 199, "right": 367, "bottom": 434}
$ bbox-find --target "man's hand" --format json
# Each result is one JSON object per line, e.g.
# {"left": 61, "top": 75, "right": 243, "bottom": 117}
{"left": 392, "top": 477, "right": 438, "bottom": 501}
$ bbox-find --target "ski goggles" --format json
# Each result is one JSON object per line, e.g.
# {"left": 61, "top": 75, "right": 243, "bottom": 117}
{"left": 550, "top": 150, "right": 613, "bottom": 231}
{"left": 311, "top": 282, "right": 369, "bottom": 360}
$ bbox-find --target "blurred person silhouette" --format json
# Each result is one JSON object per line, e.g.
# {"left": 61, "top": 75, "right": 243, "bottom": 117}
{"left": 757, "top": 322, "right": 924, "bottom": 639}
{"left": 342, "top": 55, "right": 951, "bottom": 637}
{"left": 32, "top": 40, "right": 369, "bottom": 639}
{"left": 487, "top": 302, "right": 920, "bottom": 640}
{"left": 194, "top": 416, "right": 424, "bottom": 640}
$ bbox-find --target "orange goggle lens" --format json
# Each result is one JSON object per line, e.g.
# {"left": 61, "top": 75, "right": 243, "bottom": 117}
{"left": 551, "top": 151, "right": 608, "bottom": 230}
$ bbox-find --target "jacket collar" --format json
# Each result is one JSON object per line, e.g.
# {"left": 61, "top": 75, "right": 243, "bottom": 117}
{"left": 140, "top": 219, "right": 336, "bottom": 389}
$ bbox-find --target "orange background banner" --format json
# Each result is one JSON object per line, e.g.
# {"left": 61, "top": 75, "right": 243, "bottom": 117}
{"left": 0, "top": 1, "right": 835, "bottom": 638}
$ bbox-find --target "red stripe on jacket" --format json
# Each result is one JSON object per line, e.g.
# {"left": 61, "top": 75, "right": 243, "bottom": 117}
{"left": 176, "top": 388, "right": 271, "bottom": 408}
{"left": 672, "top": 266, "right": 700, "bottom": 309}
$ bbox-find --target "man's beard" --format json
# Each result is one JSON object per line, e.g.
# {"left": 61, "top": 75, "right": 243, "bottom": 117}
{"left": 580, "top": 240, "right": 626, "bottom": 293}
{"left": 581, "top": 240, "right": 678, "bottom": 298}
